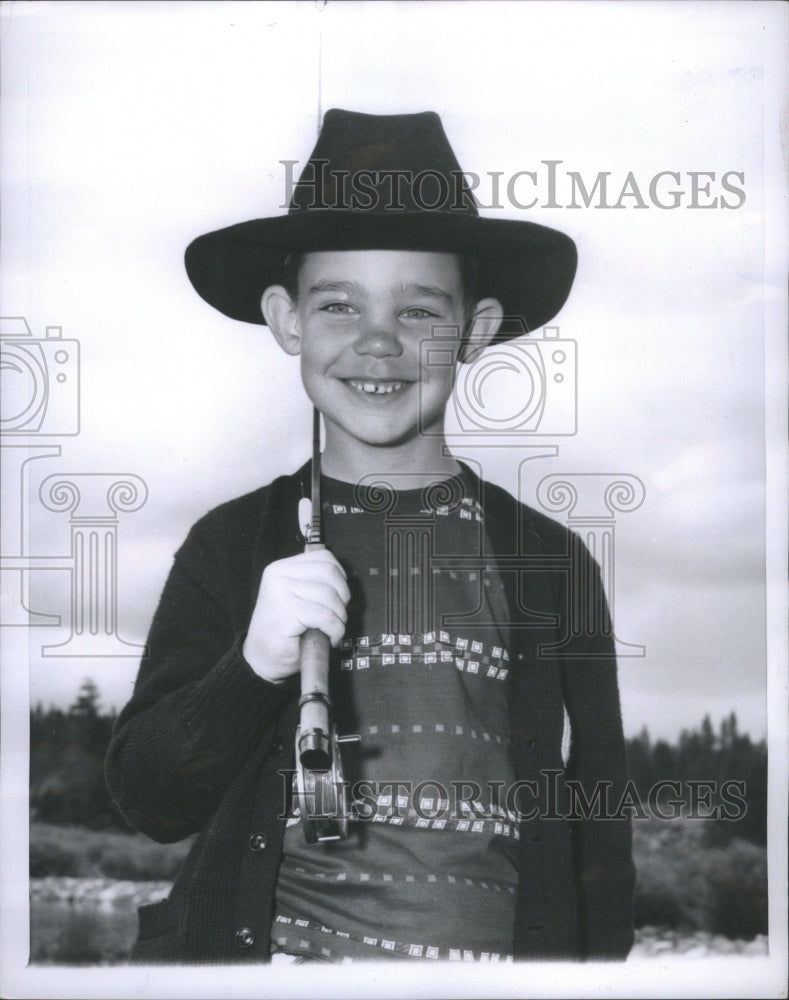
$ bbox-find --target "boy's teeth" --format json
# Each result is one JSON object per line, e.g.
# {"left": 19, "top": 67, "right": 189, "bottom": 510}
{"left": 349, "top": 380, "right": 405, "bottom": 395}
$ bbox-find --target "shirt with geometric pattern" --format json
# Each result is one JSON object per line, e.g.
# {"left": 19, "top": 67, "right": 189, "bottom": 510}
{"left": 273, "top": 472, "right": 519, "bottom": 963}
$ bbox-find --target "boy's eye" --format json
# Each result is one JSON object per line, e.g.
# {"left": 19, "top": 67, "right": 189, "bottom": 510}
{"left": 401, "top": 307, "right": 439, "bottom": 319}
{"left": 321, "top": 302, "right": 357, "bottom": 314}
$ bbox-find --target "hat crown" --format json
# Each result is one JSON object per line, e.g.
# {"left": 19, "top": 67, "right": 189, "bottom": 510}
{"left": 185, "top": 108, "right": 577, "bottom": 331}
{"left": 289, "top": 109, "right": 479, "bottom": 217}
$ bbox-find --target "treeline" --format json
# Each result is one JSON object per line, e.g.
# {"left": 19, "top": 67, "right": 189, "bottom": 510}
{"left": 31, "top": 680, "right": 767, "bottom": 843}
{"left": 625, "top": 712, "right": 767, "bottom": 846}
{"left": 30, "top": 679, "right": 131, "bottom": 831}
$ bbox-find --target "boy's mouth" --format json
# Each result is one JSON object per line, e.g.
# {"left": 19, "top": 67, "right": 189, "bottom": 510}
{"left": 344, "top": 379, "right": 410, "bottom": 395}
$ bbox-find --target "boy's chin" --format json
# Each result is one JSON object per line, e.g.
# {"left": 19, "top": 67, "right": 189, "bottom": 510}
{"left": 327, "top": 415, "right": 445, "bottom": 451}
{"left": 342, "top": 426, "right": 430, "bottom": 449}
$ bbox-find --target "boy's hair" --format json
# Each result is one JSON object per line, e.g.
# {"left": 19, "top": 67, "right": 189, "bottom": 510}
{"left": 281, "top": 250, "right": 481, "bottom": 330}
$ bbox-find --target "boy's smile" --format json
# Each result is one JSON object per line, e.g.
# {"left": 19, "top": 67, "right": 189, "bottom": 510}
{"left": 263, "top": 250, "right": 500, "bottom": 480}
{"left": 345, "top": 379, "right": 408, "bottom": 395}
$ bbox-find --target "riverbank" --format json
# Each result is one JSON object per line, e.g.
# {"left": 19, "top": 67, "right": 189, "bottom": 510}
{"left": 30, "top": 877, "right": 768, "bottom": 964}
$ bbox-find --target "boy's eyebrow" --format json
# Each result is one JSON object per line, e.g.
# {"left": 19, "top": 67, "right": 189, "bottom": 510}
{"left": 305, "top": 280, "right": 454, "bottom": 302}
{"left": 393, "top": 283, "right": 454, "bottom": 303}
{"left": 306, "top": 279, "right": 363, "bottom": 295}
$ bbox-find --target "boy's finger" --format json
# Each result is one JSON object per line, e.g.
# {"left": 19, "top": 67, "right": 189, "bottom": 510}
{"left": 294, "top": 602, "right": 347, "bottom": 648}
{"left": 291, "top": 548, "right": 348, "bottom": 577}
{"left": 278, "top": 561, "right": 351, "bottom": 606}
{"left": 287, "top": 581, "right": 349, "bottom": 628}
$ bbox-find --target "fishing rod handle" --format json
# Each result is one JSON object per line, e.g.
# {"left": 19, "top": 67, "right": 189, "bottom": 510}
{"left": 298, "top": 541, "right": 332, "bottom": 770}
{"left": 298, "top": 629, "right": 332, "bottom": 770}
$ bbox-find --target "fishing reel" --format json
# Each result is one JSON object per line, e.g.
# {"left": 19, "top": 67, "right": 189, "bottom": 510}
{"left": 294, "top": 703, "right": 359, "bottom": 843}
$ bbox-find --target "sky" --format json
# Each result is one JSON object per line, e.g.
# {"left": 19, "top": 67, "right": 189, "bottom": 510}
{"left": 1, "top": 0, "right": 786, "bottom": 752}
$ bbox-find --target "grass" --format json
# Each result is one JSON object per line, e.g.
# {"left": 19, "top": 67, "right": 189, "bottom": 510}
{"left": 30, "top": 822, "right": 193, "bottom": 881}
{"left": 632, "top": 816, "right": 767, "bottom": 939}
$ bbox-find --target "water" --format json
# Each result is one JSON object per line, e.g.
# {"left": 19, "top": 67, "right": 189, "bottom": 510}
{"left": 30, "top": 898, "right": 137, "bottom": 965}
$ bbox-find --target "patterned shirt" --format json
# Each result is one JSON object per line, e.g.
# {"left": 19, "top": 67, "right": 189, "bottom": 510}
{"left": 273, "top": 472, "right": 519, "bottom": 962}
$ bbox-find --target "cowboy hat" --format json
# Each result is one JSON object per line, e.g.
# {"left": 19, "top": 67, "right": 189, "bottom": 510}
{"left": 185, "top": 109, "right": 577, "bottom": 337}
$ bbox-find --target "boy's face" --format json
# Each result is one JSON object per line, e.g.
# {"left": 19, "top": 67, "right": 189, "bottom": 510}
{"left": 265, "top": 250, "right": 482, "bottom": 455}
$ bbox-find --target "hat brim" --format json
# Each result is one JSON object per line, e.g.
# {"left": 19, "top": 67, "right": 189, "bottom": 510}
{"left": 184, "top": 212, "right": 577, "bottom": 337}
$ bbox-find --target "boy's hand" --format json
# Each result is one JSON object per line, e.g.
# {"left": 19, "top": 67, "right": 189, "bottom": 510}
{"left": 242, "top": 550, "right": 351, "bottom": 683}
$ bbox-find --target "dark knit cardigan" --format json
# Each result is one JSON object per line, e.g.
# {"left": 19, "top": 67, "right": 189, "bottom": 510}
{"left": 105, "top": 461, "right": 635, "bottom": 963}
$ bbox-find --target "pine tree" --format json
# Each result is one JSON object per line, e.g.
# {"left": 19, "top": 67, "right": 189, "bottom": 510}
{"left": 69, "top": 678, "right": 101, "bottom": 718}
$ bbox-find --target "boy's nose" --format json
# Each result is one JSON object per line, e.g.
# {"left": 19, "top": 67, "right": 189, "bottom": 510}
{"left": 353, "top": 323, "right": 404, "bottom": 358}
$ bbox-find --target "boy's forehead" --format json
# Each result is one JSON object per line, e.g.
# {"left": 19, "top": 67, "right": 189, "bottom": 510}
{"left": 298, "top": 250, "right": 464, "bottom": 289}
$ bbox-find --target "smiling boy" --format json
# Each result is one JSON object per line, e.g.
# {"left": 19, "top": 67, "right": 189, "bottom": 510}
{"left": 106, "top": 110, "right": 635, "bottom": 964}
{"left": 264, "top": 251, "right": 499, "bottom": 479}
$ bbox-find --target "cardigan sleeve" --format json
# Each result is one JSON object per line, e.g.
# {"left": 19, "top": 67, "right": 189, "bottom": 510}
{"left": 559, "top": 531, "right": 636, "bottom": 959}
{"left": 105, "top": 509, "right": 299, "bottom": 844}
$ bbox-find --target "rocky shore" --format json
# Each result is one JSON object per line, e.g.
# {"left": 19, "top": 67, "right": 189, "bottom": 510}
{"left": 629, "top": 925, "right": 768, "bottom": 959}
{"left": 31, "top": 876, "right": 171, "bottom": 910}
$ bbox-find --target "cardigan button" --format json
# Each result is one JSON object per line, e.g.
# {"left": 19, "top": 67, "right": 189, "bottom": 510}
{"left": 235, "top": 927, "right": 255, "bottom": 948}
{"left": 271, "top": 740, "right": 284, "bottom": 754}
{"left": 248, "top": 832, "right": 268, "bottom": 852}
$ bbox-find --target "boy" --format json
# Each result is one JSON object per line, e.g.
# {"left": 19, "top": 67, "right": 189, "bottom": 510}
{"left": 106, "top": 110, "right": 634, "bottom": 963}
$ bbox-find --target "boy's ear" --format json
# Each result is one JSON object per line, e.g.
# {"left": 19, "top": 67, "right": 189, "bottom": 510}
{"left": 458, "top": 298, "right": 504, "bottom": 364}
{"left": 261, "top": 286, "right": 301, "bottom": 356}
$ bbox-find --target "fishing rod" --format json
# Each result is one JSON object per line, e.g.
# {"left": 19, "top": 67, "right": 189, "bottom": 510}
{"left": 292, "top": 49, "right": 360, "bottom": 843}
{"left": 294, "top": 408, "right": 357, "bottom": 843}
